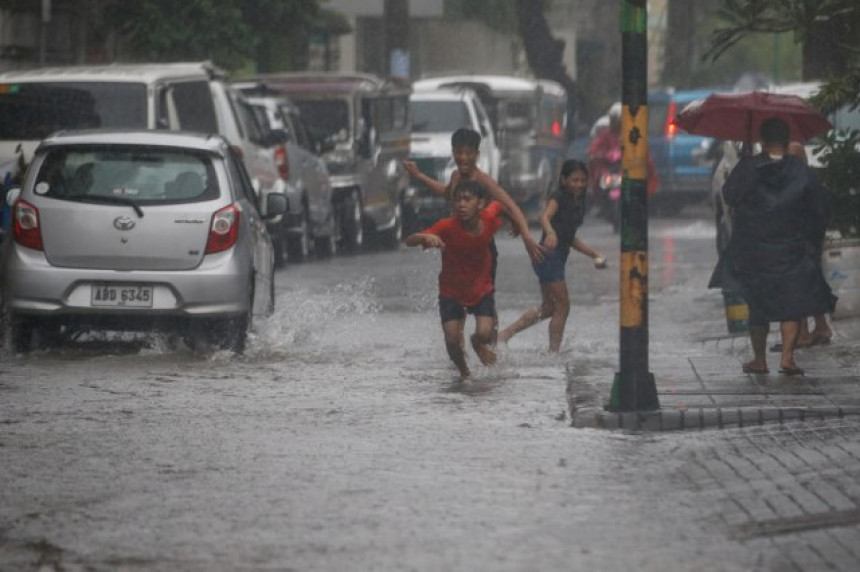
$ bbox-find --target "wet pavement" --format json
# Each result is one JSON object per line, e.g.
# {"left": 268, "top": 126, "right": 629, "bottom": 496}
{"left": 569, "top": 315, "right": 860, "bottom": 430}
{"left": 1, "top": 213, "right": 859, "bottom": 571}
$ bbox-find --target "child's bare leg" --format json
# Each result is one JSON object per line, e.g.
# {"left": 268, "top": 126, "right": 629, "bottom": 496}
{"left": 545, "top": 281, "right": 570, "bottom": 353}
{"left": 498, "top": 287, "right": 554, "bottom": 344}
{"left": 442, "top": 320, "right": 470, "bottom": 378}
{"left": 470, "top": 316, "right": 497, "bottom": 366}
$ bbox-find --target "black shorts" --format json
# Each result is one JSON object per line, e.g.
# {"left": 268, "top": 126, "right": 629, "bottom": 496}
{"left": 438, "top": 293, "right": 496, "bottom": 323}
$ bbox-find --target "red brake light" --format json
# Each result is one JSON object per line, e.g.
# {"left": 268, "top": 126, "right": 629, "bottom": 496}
{"left": 552, "top": 120, "right": 561, "bottom": 137}
{"left": 665, "top": 101, "right": 677, "bottom": 138}
{"left": 274, "top": 143, "right": 290, "bottom": 180}
{"left": 13, "top": 199, "right": 43, "bottom": 251}
{"left": 205, "top": 204, "right": 241, "bottom": 254}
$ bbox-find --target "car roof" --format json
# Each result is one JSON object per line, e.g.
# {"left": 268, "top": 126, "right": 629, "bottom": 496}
{"left": 649, "top": 88, "right": 722, "bottom": 104}
{"left": 0, "top": 61, "right": 224, "bottom": 84}
{"left": 239, "top": 72, "right": 410, "bottom": 96}
{"left": 768, "top": 81, "right": 821, "bottom": 98}
{"left": 37, "top": 129, "right": 229, "bottom": 154}
{"left": 410, "top": 87, "right": 475, "bottom": 102}
{"left": 413, "top": 74, "right": 565, "bottom": 96}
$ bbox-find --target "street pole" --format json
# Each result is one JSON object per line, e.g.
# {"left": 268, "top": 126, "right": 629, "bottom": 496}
{"left": 607, "top": 0, "right": 660, "bottom": 412}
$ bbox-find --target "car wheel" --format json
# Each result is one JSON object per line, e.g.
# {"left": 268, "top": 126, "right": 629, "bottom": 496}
{"left": 287, "top": 204, "right": 312, "bottom": 263}
{"left": 3, "top": 309, "right": 34, "bottom": 355}
{"left": 340, "top": 190, "right": 364, "bottom": 253}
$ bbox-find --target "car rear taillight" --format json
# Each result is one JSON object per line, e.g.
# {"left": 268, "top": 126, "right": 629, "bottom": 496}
{"left": 274, "top": 143, "right": 290, "bottom": 180}
{"left": 13, "top": 199, "right": 43, "bottom": 251}
{"left": 665, "top": 100, "right": 678, "bottom": 139}
{"left": 205, "top": 204, "right": 241, "bottom": 254}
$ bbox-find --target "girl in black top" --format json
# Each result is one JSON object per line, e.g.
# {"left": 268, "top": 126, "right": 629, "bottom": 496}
{"left": 499, "top": 159, "right": 607, "bottom": 353}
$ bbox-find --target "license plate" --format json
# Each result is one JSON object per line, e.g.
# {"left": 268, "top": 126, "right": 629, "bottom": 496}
{"left": 91, "top": 283, "right": 154, "bottom": 307}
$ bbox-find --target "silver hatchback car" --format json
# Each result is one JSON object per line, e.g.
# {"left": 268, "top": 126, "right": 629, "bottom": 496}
{"left": 1, "top": 130, "right": 287, "bottom": 354}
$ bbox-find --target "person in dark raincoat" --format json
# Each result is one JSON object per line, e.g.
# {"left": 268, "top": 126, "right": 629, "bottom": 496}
{"left": 709, "top": 117, "right": 837, "bottom": 376}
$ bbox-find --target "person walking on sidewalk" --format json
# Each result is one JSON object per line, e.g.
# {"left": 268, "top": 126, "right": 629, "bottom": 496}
{"left": 498, "top": 159, "right": 607, "bottom": 353}
{"left": 709, "top": 117, "right": 837, "bottom": 376}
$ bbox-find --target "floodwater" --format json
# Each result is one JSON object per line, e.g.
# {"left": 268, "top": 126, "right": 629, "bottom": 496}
{"left": 1, "top": 215, "right": 858, "bottom": 571}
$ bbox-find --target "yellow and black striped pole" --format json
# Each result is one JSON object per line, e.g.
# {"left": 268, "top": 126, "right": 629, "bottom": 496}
{"left": 607, "top": 0, "right": 660, "bottom": 412}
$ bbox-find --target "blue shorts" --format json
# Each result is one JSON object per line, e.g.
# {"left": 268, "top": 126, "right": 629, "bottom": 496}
{"left": 532, "top": 248, "right": 568, "bottom": 284}
{"left": 438, "top": 293, "right": 496, "bottom": 323}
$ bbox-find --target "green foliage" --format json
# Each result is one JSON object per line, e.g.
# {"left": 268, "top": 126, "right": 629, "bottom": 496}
{"left": 809, "top": 71, "right": 860, "bottom": 113}
{"left": 815, "top": 129, "right": 860, "bottom": 237}
{"left": 105, "top": 0, "right": 254, "bottom": 70}
{"left": 98, "top": 0, "right": 320, "bottom": 72}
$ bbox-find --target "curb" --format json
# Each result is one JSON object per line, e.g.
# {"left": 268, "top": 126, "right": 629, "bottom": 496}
{"left": 571, "top": 405, "right": 860, "bottom": 432}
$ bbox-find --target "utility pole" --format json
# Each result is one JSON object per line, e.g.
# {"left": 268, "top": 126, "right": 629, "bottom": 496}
{"left": 608, "top": 0, "right": 660, "bottom": 412}
{"left": 384, "top": 0, "right": 409, "bottom": 79}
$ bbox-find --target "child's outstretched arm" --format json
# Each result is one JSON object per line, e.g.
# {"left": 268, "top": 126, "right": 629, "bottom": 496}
{"left": 406, "top": 232, "right": 445, "bottom": 250}
{"left": 539, "top": 198, "right": 560, "bottom": 251}
{"left": 572, "top": 237, "right": 607, "bottom": 268}
{"left": 402, "top": 160, "right": 448, "bottom": 197}
{"left": 471, "top": 170, "right": 544, "bottom": 263}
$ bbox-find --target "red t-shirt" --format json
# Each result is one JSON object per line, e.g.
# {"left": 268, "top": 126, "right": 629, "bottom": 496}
{"left": 425, "top": 201, "right": 504, "bottom": 306}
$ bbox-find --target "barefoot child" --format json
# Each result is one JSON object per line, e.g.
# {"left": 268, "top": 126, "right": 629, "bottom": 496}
{"left": 406, "top": 180, "right": 506, "bottom": 379}
{"left": 499, "top": 159, "right": 607, "bottom": 353}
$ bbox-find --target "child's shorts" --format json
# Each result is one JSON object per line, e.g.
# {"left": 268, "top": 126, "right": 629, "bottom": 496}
{"left": 438, "top": 293, "right": 496, "bottom": 323}
{"left": 532, "top": 248, "right": 568, "bottom": 284}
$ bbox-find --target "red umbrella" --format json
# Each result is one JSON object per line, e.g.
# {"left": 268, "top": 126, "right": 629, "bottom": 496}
{"left": 674, "top": 91, "right": 832, "bottom": 144}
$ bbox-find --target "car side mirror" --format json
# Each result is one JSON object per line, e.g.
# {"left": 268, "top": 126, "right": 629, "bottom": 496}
{"left": 264, "top": 192, "right": 288, "bottom": 219}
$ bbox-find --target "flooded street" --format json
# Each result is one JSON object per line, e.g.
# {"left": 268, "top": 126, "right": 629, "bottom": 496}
{"left": 2, "top": 214, "right": 859, "bottom": 571}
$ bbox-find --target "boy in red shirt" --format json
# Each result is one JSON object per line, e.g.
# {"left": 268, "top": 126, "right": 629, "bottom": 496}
{"left": 406, "top": 180, "right": 505, "bottom": 379}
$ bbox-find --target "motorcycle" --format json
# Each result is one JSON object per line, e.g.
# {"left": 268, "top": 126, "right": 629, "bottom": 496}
{"left": 590, "top": 147, "right": 622, "bottom": 233}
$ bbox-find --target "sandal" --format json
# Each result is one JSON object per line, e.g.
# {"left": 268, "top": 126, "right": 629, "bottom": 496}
{"left": 778, "top": 365, "right": 805, "bottom": 376}
{"left": 742, "top": 362, "right": 769, "bottom": 374}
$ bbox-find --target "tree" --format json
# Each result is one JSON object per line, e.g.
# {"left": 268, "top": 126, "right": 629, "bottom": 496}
{"left": 706, "top": 0, "right": 860, "bottom": 82}
{"left": 514, "top": 0, "right": 581, "bottom": 135}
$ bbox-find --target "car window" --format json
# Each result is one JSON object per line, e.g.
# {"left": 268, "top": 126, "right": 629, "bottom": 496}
{"left": 410, "top": 100, "right": 470, "bottom": 133}
{"left": 0, "top": 82, "right": 147, "bottom": 139}
{"left": 226, "top": 146, "right": 260, "bottom": 211}
{"left": 290, "top": 112, "right": 313, "bottom": 150}
{"left": 276, "top": 106, "right": 300, "bottom": 145}
{"left": 171, "top": 81, "right": 218, "bottom": 134}
{"left": 649, "top": 102, "right": 669, "bottom": 135}
{"left": 35, "top": 146, "right": 218, "bottom": 203}
{"left": 292, "top": 99, "right": 351, "bottom": 143}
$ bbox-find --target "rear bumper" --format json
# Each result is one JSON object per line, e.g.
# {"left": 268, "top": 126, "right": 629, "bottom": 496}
{"left": 2, "top": 246, "right": 251, "bottom": 319}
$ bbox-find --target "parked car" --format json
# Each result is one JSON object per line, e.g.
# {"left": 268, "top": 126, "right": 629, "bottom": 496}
{"left": 403, "top": 85, "right": 501, "bottom": 230}
{"left": 0, "top": 61, "right": 289, "bottom": 230}
{"left": 237, "top": 84, "right": 337, "bottom": 262}
{"left": 0, "top": 130, "right": 287, "bottom": 354}
{"left": 240, "top": 72, "right": 412, "bottom": 250}
{"left": 412, "top": 75, "right": 568, "bottom": 216}
{"left": 648, "top": 87, "right": 720, "bottom": 214}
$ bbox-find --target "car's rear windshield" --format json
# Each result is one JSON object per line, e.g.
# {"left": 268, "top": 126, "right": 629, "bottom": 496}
{"left": 291, "top": 99, "right": 350, "bottom": 143}
{"left": 410, "top": 100, "right": 470, "bottom": 134}
{"left": 0, "top": 82, "right": 147, "bottom": 140}
{"left": 34, "top": 146, "right": 218, "bottom": 204}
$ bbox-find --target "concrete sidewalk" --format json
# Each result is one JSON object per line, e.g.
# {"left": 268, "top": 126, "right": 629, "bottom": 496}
{"left": 568, "top": 315, "right": 860, "bottom": 431}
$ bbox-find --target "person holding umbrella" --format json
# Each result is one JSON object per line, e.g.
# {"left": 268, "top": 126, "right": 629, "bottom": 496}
{"left": 709, "top": 117, "right": 837, "bottom": 375}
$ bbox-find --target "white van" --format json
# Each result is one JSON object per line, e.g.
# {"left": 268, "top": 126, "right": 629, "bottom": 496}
{"left": 0, "top": 62, "right": 285, "bottom": 220}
